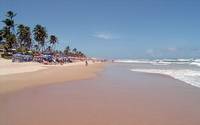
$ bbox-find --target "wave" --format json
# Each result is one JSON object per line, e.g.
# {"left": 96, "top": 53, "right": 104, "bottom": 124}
{"left": 114, "top": 59, "right": 184, "bottom": 66}
{"left": 114, "top": 59, "right": 153, "bottom": 64}
{"left": 116, "top": 58, "right": 200, "bottom": 88}
{"left": 190, "top": 59, "right": 200, "bottom": 67}
{"left": 130, "top": 69, "right": 200, "bottom": 88}
{"left": 151, "top": 61, "right": 172, "bottom": 65}
{"left": 190, "top": 62, "right": 200, "bottom": 67}
{"left": 115, "top": 59, "right": 200, "bottom": 67}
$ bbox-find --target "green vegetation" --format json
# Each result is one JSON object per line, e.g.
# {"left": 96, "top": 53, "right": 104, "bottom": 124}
{"left": 64, "top": 46, "right": 85, "bottom": 57}
{"left": 0, "top": 11, "right": 86, "bottom": 58}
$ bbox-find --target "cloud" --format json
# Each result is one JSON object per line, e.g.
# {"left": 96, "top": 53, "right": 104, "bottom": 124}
{"left": 93, "top": 32, "right": 118, "bottom": 40}
{"left": 146, "top": 49, "right": 157, "bottom": 57}
{"left": 145, "top": 47, "right": 200, "bottom": 58}
{"left": 146, "top": 49, "right": 154, "bottom": 54}
{"left": 167, "top": 47, "right": 177, "bottom": 52}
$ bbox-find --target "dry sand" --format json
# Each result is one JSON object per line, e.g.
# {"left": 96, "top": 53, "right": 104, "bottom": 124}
{"left": 0, "top": 58, "right": 47, "bottom": 76}
{"left": 0, "top": 58, "right": 105, "bottom": 94}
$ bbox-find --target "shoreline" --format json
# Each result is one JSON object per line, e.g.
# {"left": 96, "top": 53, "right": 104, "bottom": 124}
{"left": 0, "top": 61, "right": 106, "bottom": 94}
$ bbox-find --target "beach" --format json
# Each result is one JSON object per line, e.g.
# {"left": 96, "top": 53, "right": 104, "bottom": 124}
{"left": 1, "top": 1, "right": 200, "bottom": 125}
{"left": 1, "top": 63, "right": 200, "bottom": 125}
{"left": 0, "top": 58, "right": 105, "bottom": 94}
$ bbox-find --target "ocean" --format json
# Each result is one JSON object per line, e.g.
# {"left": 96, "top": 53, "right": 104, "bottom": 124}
{"left": 115, "top": 59, "right": 200, "bottom": 88}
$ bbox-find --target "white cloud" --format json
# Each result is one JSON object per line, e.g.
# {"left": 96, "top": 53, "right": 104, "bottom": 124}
{"left": 146, "top": 49, "right": 158, "bottom": 57}
{"left": 167, "top": 47, "right": 177, "bottom": 52}
{"left": 146, "top": 49, "right": 154, "bottom": 55}
{"left": 93, "top": 32, "right": 118, "bottom": 40}
{"left": 146, "top": 49, "right": 156, "bottom": 55}
{"left": 145, "top": 47, "right": 178, "bottom": 58}
{"left": 146, "top": 49, "right": 154, "bottom": 54}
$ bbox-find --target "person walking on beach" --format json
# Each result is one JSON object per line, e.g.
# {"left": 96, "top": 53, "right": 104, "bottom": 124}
{"left": 85, "top": 60, "right": 88, "bottom": 66}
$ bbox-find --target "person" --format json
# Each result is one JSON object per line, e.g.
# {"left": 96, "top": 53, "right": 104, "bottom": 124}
{"left": 85, "top": 60, "right": 88, "bottom": 66}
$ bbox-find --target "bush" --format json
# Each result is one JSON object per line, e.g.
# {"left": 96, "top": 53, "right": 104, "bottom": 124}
{"left": 2, "top": 53, "right": 12, "bottom": 59}
{"left": 16, "top": 48, "right": 33, "bottom": 55}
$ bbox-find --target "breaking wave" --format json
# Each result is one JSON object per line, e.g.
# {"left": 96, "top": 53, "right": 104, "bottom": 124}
{"left": 131, "top": 69, "right": 200, "bottom": 88}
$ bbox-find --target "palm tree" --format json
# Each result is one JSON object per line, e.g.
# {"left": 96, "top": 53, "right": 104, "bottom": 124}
{"left": 64, "top": 46, "right": 70, "bottom": 56}
{"left": 1, "top": 11, "right": 17, "bottom": 50}
{"left": 17, "top": 24, "right": 32, "bottom": 50}
{"left": 0, "top": 26, "right": 16, "bottom": 50}
{"left": 72, "top": 48, "right": 77, "bottom": 56}
{"left": 72, "top": 48, "right": 77, "bottom": 53}
{"left": 49, "top": 35, "right": 58, "bottom": 51}
{"left": 0, "top": 30, "right": 4, "bottom": 43}
{"left": 3, "top": 11, "right": 16, "bottom": 32}
{"left": 4, "top": 34, "right": 16, "bottom": 51}
{"left": 33, "top": 44, "right": 37, "bottom": 50}
{"left": 0, "top": 11, "right": 88, "bottom": 59}
{"left": 6, "top": 11, "right": 17, "bottom": 19}
{"left": 2, "top": 19, "right": 14, "bottom": 29}
{"left": 33, "top": 24, "right": 48, "bottom": 52}
{"left": 77, "top": 51, "right": 86, "bottom": 57}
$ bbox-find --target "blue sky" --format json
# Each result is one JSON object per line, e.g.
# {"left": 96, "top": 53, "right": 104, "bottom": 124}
{"left": 1, "top": 0, "right": 200, "bottom": 59}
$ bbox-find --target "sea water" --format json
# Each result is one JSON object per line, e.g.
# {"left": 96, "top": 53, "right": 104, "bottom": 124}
{"left": 115, "top": 59, "right": 200, "bottom": 88}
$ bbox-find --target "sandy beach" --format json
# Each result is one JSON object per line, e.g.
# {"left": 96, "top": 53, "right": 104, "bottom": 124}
{"left": 0, "top": 58, "right": 105, "bottom": 94}
{"left": 2, "top": 1, "right": 200, "bottom": 125}
{"left": 1, "top": 63, "right": 200, "bottom": 125}
{"left": 0, "top": 58, "right": 47, "bottom": 76}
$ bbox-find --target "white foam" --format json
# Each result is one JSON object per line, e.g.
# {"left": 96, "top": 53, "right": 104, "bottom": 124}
{"left": 190, "top": 62, "right": 200, "bottom": 67}
{"left": 175, "top": 58, "right": 193, "bottom": 62}
{"left": 194, "top": 59, "right": 200, "bottom": 62}
{"left": 189, "top": 59, "right": 200, "bottom": 67}
{"left": 114, "top": 59, "right": 193, "bottom": 65}
{"left": 131, "top": 69, "right": 200, "bottom": 88}
{"left": 114, "top": 59, "right": 152, "bottom": 64}
{"left": 150, "top": 61, "right": 172, "bottom": 65}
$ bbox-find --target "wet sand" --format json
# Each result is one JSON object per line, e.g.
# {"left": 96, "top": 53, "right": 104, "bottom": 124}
{"left": 1, "top": 64, "right": 200, "bottom": 125}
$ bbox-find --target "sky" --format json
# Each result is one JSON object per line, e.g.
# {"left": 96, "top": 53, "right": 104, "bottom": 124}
{"left": 1, "top": 0, "right": 200, "bottom": 59}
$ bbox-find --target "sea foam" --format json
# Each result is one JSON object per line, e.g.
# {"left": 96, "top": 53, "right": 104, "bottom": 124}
{"left": 116, "top": 59, "right": 200, "bottom": 88}
{"left": 115, "top": 59, "right": 200, "bottom": 66}
{"left": 114, "top": 59, "right": 152, "bottom": 64}
{"left": 131, "top": 69, "right": 200, "bottom": 88}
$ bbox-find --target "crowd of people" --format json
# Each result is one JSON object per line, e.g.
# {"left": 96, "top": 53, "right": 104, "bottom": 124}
{"left": 12, "top": 53, "right": 86, "bottom": 65}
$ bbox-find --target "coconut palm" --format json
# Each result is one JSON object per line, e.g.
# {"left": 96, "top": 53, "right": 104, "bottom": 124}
{"left": 64, "top": 46, "right": 70, "bottom": 56}
{"left": 77, "top": 51, "right": 86, "bottom": 57}
{"left": 72, "top": 48, "right": 77, "bottom": 56}
{"left": 17, "top": 24, "right": 32, "bottom": 50}
{"left": 33, "top": 24, "right": 48, "bottom": 52}
{"left": 2, "top": 19, "right": 14, "bottom": 29}
{"left": 49, "top": 35, "right": 58, "bottom": 51}
{"left": 33, "top": 44, "right": 39, "bottom": 51}
{"left": 3, "top": 11, "right": 17, "bottom": 34}
{"left": 72, "top": 48, "right": 77, "bottom": 53}
{"left": 0, "top": 26, "right": 16, "bottom": 50}
{"left": 4, "top": 33, "right": 16, "bottom": 51}
{"left": 6, "top": 11, "right": 17, "bottom": 19}
{"left": 0, "top": 30, "right": 4, "bottom": 43}
{"left": 1, "top": 11, "right": 17, "bottom": 50}
{"left": 0, "top": 11, "right": 87, "bottom": 59}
